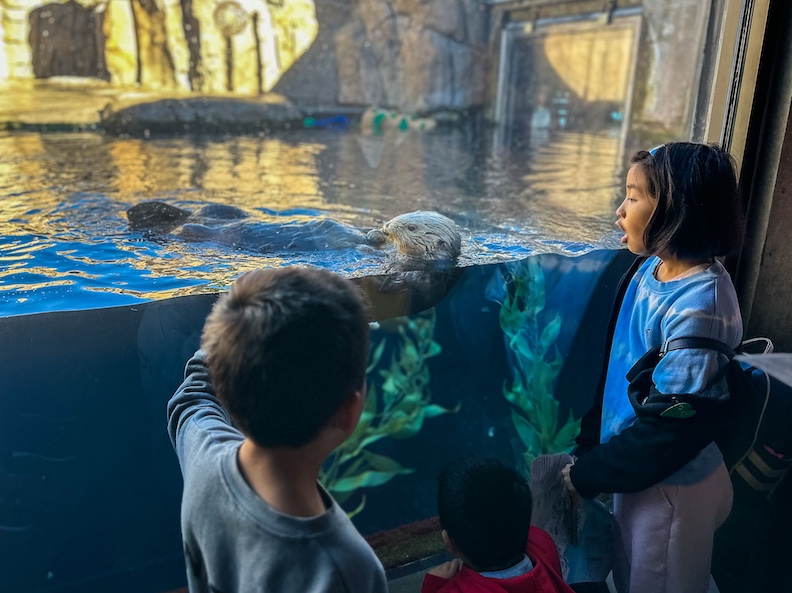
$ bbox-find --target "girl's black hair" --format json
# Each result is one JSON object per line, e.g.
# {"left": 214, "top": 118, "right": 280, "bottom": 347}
{"left": 632, "top": 142, "right": 744, "bottom": 260}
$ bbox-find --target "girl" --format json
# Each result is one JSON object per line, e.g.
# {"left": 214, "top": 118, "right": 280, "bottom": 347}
{"left": 561, "top": 143, "right": 744, "bottom": 593}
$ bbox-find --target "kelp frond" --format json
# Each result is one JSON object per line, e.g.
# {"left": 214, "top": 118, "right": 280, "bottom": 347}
{"left": 498, "top": 259, "right": 581, "bottom": 475}
{"left": 320, "top": 309, "right": 459, "bottom": 516}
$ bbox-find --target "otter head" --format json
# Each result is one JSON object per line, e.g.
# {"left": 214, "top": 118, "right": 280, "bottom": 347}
{"left": 382, "top": 211, "right": 462, "bottom": 261}
{"left": 127, "top": 201, "right": 193, "bottom": 232}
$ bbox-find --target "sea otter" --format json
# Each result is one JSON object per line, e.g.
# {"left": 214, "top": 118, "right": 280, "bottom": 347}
{"left": 381, "top": 211, "right": 462, "bottom": 265}
{"left": 127, "top": 200, "right": 464, "bottom": 315}
{"left": 125, "top": 201, "right": 462, "bottom": 263}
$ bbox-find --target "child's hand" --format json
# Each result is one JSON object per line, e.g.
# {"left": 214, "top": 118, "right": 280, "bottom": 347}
{"left": 428, "top": 558, "right": 462, "bottom": 579}
{"left": 561, "top": 463, "right": 580, "bottom": 502}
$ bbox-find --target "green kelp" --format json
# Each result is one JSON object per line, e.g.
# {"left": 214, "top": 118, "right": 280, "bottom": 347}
{"left": 320, "top": 309, "right": 459, "bottom": 517}
{"left": 499, "top": 258, "right": 581, "bottom": 475}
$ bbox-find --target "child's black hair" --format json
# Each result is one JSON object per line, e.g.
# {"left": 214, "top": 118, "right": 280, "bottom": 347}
{"left": 632, "top": 142, "right": 744, "bottom": 260}
{"left": 201, "top": 267, "right": 370, "bottom": 448}
{"left": 437, "top": 455, "right": 532, "bottom": 571}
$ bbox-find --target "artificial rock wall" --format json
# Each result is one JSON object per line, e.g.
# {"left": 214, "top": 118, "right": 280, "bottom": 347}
{"left": 0, "top": 0, "right": 486, "bottom": 112}
{"left": 637, "top": 0, "right": 712, "bottom": 134}
{"left": 1, "top": 0, "right": 711, "bottom": 123}
{"left": 334, "top": 0, "right": 488, "bottom": 112}
{"left": 0, "top": 0, "right": 317, "bottom": 94}
{"left": 273, "top": 0, "right": 490, "bottom": 114}
{"left": 3, "top": 0, "right": 489, "bottom": 113}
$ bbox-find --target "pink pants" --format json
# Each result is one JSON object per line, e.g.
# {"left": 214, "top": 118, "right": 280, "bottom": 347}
{"left": 613, "top": 462, "right": 733, "bottom": 593}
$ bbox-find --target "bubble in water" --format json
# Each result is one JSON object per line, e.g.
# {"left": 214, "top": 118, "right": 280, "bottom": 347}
{"left": 487, "top": 427, "right": 495, "bottom": 438}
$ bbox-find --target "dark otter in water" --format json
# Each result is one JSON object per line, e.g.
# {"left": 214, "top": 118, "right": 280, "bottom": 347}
{"left": 126, "top": 201, "right": 462, "bottom": 262}
{"left": 127, "top": 201, "right": 379, "bottom": 252}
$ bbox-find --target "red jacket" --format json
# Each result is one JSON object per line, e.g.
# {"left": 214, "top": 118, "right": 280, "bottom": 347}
{"left": 421, "top": 527, "right": 575, "bottom": 593}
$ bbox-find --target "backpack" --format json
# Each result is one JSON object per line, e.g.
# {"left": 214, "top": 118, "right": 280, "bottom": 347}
{"left": 626, "top": 334, "right": 792, "bottom": 502}
{"left": 707, "top": 341, "right": 792, "bottom": 593}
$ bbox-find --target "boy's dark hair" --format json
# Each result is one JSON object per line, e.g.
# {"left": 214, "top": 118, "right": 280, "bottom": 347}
{"left": 437, "top": 456, "right": 532, "bottom": 570}
{"left": 632, "top": 142, "right": 744, "bottom": 260}
{"left": 201, "top": 267, "right": 370, "bottom": 448}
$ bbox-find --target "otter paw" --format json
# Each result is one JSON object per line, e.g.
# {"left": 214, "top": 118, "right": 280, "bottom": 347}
{"left": 365, "top": 229, "right": 388, "bottom": 246}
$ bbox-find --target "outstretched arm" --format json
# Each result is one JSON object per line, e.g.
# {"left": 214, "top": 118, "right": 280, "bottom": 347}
{"left": 167, "top": 351, "right": 243, "bottom": 478}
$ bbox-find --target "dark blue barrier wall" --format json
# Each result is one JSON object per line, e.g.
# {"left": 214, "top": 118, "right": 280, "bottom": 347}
{"left": 1, "top": 295, "right": 215, "bottom": 593}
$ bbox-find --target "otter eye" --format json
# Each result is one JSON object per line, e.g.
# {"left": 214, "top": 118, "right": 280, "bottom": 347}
{"left": 407, "top": 224, "right": 417, "bottom": 231}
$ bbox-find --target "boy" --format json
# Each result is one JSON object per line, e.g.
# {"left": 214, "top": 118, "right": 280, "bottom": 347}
{"left": 423, "top": 456, "right": 574, "bottom": 593}
{"left": 167, "top": 267, "right": 388, "bottom": 593}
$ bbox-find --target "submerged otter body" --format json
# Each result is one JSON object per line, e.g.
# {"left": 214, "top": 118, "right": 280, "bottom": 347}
{"left": 178, "top": 218, "right": 372, "bottom": 252}
{"left": 127, "top": 201, "right": 377, "bottom": 252}
{"left": 126, "top": 201, "right": 462, "bottom": 264}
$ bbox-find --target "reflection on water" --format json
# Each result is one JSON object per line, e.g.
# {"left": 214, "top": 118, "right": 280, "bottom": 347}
{"left": 0, "top": 128, "right": 623, "bottom": 316}
{"left": 522, "top": 131, "right": 623, "bottom": 219}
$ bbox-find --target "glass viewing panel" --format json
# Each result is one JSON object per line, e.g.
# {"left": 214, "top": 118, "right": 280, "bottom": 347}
{"left": 1, "top": 1, "right": 783, "bottom": 593}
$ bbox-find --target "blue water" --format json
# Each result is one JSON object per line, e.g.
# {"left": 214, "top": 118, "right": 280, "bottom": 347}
{"left": 0, "top": 128, "right": 623, "bottom": 317}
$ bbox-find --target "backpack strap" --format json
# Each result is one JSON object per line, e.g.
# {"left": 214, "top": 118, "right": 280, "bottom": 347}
{"left": 661, "top": 337, "right": 738, "bottom": 359}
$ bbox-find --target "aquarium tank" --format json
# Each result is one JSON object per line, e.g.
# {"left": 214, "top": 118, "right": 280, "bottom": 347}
{"left": 0, "top": 1, "right": 789, "bottom": 593}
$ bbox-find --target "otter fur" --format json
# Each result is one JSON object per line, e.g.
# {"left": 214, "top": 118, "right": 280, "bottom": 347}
{"left": 382, "top": 211, "right": 462, "bottom": 264}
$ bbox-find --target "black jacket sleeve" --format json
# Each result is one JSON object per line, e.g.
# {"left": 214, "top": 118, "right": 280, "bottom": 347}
{"left": 572, "top": 398, "right": 602, "bottom": 458}
{"left": 569, "top": 411, "right": 720, "bottom": 499}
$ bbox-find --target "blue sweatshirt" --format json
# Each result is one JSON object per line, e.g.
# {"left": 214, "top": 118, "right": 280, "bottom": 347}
{"left": 571, "top": 256, "right": 742, "bottom": 496}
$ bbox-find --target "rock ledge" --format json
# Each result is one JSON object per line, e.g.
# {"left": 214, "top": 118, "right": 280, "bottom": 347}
{"left": 100, "top": 94, "right": 303, "bottom": 136}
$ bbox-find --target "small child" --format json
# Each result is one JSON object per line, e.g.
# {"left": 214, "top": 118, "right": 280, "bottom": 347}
{"left": 423, "top": 455, "right": 575, "bottom": 593}
{"left": 563, "top": 142, "right": 744, "bottom": 593}
{"left": 167, "top": 267, "right": 387, "bottom": 592}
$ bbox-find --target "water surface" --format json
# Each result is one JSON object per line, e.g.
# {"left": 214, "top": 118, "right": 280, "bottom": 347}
{"left": 0, "top": 128, "right": 623, "bottom": 316}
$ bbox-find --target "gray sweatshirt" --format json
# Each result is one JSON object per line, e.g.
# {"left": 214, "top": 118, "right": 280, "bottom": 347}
{"left": 167, "top": 352, "right": 388, "bottom": 593}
